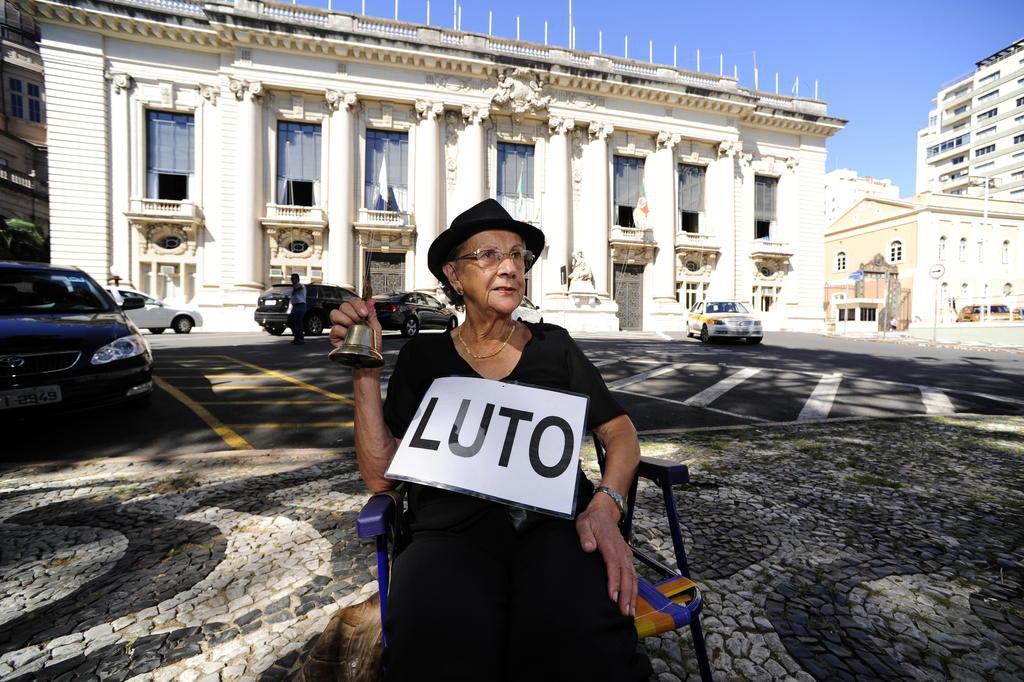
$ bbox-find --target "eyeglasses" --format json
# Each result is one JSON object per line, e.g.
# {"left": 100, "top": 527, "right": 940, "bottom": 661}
{"left": 455, "top": 248, "right": 536, "bottom": 270}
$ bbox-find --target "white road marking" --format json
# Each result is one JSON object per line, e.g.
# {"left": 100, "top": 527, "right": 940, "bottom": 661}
{"left": 682, "top": 367, "right": 762, "bottom": 407}
{"left": 919, "top": 386, "right": 956, "bottom": 414}
{"left": 592, "top": 358, "right": 619, "bottom": 367}
{"left": 614, "top": 388, "right": 768, "bottom": 422}
{"left": 798, "top": 373, "right": 844, "bottom": 421}
{"left": 607, "top": 363, "right": 689, "bottom": 390}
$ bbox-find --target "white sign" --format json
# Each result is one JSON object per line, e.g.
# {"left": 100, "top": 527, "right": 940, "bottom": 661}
{"left": 929, "top": 263, "right": 946, "bottom": 279}
{"left": 386, "top": 376, "right": 590, "bottom": 518}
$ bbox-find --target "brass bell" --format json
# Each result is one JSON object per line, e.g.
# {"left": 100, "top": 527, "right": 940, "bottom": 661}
{"left": 328, "top": 321, "right": 384, "bottom": 368}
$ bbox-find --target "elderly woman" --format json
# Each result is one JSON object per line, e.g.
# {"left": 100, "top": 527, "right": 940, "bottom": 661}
{"left": 329, "top": 198, "right": 651, "bottom": 681}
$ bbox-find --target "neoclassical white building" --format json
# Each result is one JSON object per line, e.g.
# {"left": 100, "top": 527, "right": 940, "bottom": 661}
{"left": 27, "top": 0, "right": 844, "bottom": 331}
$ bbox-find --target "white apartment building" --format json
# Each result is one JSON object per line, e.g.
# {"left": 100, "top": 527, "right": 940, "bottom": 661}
{"left": 29, "top": 0, "right": 844, "bottom": 332}
{"left": 824, "top": 168, "right": 899, "bottom": 226}
{"left": 917, "top": 37, "right": 1024, "bottom": 201}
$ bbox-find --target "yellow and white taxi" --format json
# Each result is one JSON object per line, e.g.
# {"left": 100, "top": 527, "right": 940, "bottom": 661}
{"left": 686, "top": 300, "right": 763, "bottom": 344}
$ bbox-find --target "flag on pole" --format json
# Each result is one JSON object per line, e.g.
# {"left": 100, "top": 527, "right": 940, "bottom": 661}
{"left": 377, "top": 152, "right": 390, "bottom": 210}
{"left": 633, "top": 181, "right": 650, "bottom": 228}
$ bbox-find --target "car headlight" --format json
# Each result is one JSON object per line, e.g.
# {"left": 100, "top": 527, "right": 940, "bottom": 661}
{"left": 91, "top": 334, "right": 149, "bottom": 365}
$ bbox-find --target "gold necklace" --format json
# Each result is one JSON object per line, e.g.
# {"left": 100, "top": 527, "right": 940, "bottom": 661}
{"left": 458, "top": 320, "right": 517, "bottom": 360}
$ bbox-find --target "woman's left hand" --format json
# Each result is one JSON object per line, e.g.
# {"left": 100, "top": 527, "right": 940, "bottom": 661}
{"left": 576, "top": 493, "right": 636, "bottom": 618}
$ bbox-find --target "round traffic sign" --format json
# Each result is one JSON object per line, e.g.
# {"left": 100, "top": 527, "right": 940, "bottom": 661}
{"left": 929, "top": 263, "right": 945, "bottom": 279}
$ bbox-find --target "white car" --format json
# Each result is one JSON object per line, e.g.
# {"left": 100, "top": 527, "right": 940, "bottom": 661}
{"left": 686, "top": 300, "right": 763, "bottom": 344}
{"left": 105, "top": 287, "right": 203, "bottom": 334}
{"left": 511, "top": 296, "right": 544, "bottom": 324}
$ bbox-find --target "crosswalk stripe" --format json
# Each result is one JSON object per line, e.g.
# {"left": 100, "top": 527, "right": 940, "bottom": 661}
{"left": 919, "top": 387, "right": 955, "bottom": 414}
{"left": 798, "top": 373, "right": 844, "bottom": 421}
{"left": 607, "top": 363, "right": 689, "bottom": 390}
{"left": 613, "top": 388, "right": 767, "bottom": 422}
{"left": 682, "top": 367, "right": 762, "bottom": 407}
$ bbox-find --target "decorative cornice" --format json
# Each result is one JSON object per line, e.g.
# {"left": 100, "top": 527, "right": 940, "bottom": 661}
{"left": 717, "top": 140, "right": 741, "bottom": 158}
{"left": 110, "top": 72, "right": 134, "bottom": 95}
{"left": 229, "top": 78, "right": 263, "bottom": 101}
{"left": 325, "top": 90, "right": 358, "bottom": 111}
{"left": 461, "top": 104, "right": 489, "bottom": 125}
{"left": 548, "top": 115, "right": 575, "bottom": 136}
{"left": 415, "top": 100, "right": 444, "bottom": 120}
{"left": 656, "top": 131, "right": 681, "bottom": 150}
{"left": 199, "top": 84, "right": 219, "bottom": 104}
{"left": 588, "top": 121, "right": 613, "bottom": 141}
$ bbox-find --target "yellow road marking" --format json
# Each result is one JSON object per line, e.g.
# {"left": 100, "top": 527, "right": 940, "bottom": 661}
{"left": 229, "top": 422, "right": 355, "bottom": 429}
{"left": 153, "top": 376, "right": 253, "bottom": 450}
{"left": 197, "top": 400, "right": 340, "bottom": 405}
{"left": 218, "top": 355, "right": 355, "bottom": 405}
{"left": 175, "top": 385, "right": 311, "bottom": 391}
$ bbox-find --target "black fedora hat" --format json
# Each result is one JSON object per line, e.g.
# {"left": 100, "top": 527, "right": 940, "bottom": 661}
{"left": 427, "top": 198, "right": 545, "bottom": 284}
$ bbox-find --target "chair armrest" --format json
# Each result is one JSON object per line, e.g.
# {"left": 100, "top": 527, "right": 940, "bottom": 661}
{"left": 637, "top": 456, "right": 690, "bottom": 487}
{"left": 357, "top": 492, "right": 399, "bottom": 538}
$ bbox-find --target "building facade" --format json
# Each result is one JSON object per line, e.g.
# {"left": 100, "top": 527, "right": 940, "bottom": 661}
{"left": 27, "top": 0, "right": 843, "bottom": 331}
{"left": 823, "top": 168, "right": 899, "bottom": 226}
{"left": 824, "top": 193, "right": 1024, "bottom": 329}
{"left": 916, "top": 38, "right": 1024, "bottom": 201}
{"left": 1, "top": 0, "right": 48, "bottom": 233}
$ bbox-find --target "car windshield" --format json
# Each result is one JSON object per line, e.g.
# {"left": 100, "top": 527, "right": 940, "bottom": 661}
{"left": 0, "top": 269, "right": 114, "bottom": 315}
{"left": 705, "top": 301, "right": 751, "bottom": 314}
{"left": 263, "top": 285, "right": 293, "bottom": 297}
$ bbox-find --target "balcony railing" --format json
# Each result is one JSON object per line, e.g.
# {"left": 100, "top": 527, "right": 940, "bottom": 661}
{"left": 127, "top": 198, "right": 199, "bottom": 223}
{"left": 609, "top": 225, "right": 656, "bottom": 245}
{"left": 262, "top": 204, "right": 327, "bottom": 225}
{"left": 0, "top": 166, "right": 34, "bottom": 190}
{"left": 675, "top": 232, "right": 720, "bottom": 252}
{"left": 750, "top": 238, "right": 794, "bottom": 258}
{"left": 354, "top": 208, "right": 414, "bottom": 230}
{"left": 497, "top": 194, "right": 538, "bottom": 223}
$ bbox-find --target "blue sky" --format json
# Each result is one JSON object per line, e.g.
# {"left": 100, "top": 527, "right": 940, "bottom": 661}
{"left": 309, "top": 1, "right": 1023, "bottom": 196}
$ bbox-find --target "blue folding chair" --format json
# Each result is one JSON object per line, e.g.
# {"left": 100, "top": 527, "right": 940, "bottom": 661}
{"left": 356, "top": 437, "right": 713, "bottom": 680}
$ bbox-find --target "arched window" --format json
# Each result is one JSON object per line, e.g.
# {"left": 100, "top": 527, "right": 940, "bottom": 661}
{"left": 938, "top": 236, "right": 946, "bottom": 260}
{"left": 983, "top": 283, "right": 989, "bottom": 299}
{"left": 835, "top": 251, "right": 847, "bottom": 271}
{"left": 941, "top": 282, "right": 949, "bottom": 305}
{"left": 1003, "top": 240, "right": 1011, "bottom": 264}
{"left": 977, "top": 240, "right": 985, "bottom": 263}
{"left": 1004, "top": 283, "right": 1013, "bottom": 296}
{"left": 961, "top": 282, "right": 969, "bottom": 298}
{"left": 889, "top": 240, "right": 903, "bottom": 263}
{"left": 959, "top": 237, "right": 968, "bottom": 261}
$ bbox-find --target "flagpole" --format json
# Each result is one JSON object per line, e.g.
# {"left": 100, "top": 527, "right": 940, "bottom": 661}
{"left": 544, "top": 20, "right": 548, "bottom": 45}
{"left": 598, "top": 30, "right": 602, "bottom": 54}
{"left": 673, "top": 44, "right": 677, "bottom": 68}
{"left": 426, "top": 0, "right": 430, "bottom": 24}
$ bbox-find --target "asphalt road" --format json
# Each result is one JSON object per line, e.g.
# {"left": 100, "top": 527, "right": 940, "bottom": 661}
{"left": 5, "top": 330, "right": 1023, "bottom": 463}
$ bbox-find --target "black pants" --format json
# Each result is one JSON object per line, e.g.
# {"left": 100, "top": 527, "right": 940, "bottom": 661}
{"left": 288, "top": 303, "right": 306, "bottom": 341}
{"left": 382, "top": 505, "right": 651, "bottom": 681}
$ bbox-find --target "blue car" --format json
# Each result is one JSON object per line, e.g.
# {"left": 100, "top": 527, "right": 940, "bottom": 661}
{"left": 0, "top": 261, "right": 153, "bottom": 417}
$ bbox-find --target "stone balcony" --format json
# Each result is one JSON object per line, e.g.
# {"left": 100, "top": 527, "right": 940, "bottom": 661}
{"left": 260, "top": 204, "right": 327, "bottom": 229}
{"left": 750, "top": 238, "right": 795, "bottom": 259}
{"left": 609, "top": 225, "right": 656, "bottom": 264}
{"left": 353, "top": 208, "right": 416, "bottom": 250}
{"left": 125, "top": 198, "right": 202, "bottom": 226}
{"left": 675, "top": 231, "right": 721, "bottom": 254}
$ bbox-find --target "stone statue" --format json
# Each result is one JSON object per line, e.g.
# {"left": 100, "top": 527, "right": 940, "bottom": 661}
{"left": 491, "top": 68, "right": 551, "bottom": 115}
{"left": 568, "top": 250, "right": 596, "bottom": 293}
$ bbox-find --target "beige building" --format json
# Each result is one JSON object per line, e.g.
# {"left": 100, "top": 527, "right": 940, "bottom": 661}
{"left": 825, "top": 192, "right": 1024, "bottom": 330}
{"left": 1, "top": 0, "right": 48, "bottom": 232}
{"left": 823, "top": 168, "right": 899, "bottom": 226}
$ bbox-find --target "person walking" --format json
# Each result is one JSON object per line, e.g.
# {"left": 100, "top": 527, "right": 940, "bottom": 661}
{"left": 288, "top": 273, "right": 307, "bottom": 345}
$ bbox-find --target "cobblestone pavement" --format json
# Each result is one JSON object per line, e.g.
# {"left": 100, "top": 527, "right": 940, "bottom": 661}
{"left": 1, "top": 415, "right": 1022, "bottom": 680}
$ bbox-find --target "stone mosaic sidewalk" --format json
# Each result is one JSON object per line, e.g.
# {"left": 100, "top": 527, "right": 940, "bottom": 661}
{"left": 1, "top": 415, "right": 1022, "bottom": 680}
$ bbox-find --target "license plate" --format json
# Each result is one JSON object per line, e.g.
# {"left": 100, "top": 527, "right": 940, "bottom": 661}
{"left": 0, "top": 385, "right": 63, "bottom": 410}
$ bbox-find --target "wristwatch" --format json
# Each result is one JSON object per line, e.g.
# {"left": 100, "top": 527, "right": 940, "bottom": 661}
{"left": 595, "top": 485, "right": 626, "bottom": 517}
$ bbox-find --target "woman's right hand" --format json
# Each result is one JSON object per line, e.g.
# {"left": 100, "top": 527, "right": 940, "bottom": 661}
{"left": 329, "top": 296, "right": 383, "bottom": 352}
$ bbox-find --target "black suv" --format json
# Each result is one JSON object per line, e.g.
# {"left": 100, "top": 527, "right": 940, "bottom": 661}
{"left": 374, "top": 291, "right": 458, "bottom": 337}
{"left": 255, "top": 283, "right": 359, "bottom": 336}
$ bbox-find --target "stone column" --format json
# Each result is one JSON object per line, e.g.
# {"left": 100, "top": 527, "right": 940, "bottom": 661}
{"left": 109, "top": 73, "right": 133, "bottom": 286}
{"left": 585, "top": 121, "right": 613, "bottom": 298}
{"left": 230, "top": 78, "right": 263, "bottom": 289}
{"left": 198, "top": 84, "right": 220, "bottom": 298}
{"left": 460, "top": 104, "right": 489, "bottom": 210}
{"left": 543, "top": 115, "right": 574, "bottom": 298}
{"left": 709, "top": 140, "right": 739, "bottom": 300}
{"left": 326, "top": 90, "right": 358, "bottom": 289}
{"left": 650, "top": 131, "right": 680, "bottom": 302}
{"left": 414, "top": 100, "right": 444, "bottom": 292}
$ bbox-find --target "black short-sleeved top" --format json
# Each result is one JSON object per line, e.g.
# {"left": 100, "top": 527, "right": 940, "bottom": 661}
{"left": 382, "top": 321, "right": 625, "bottom": 533}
